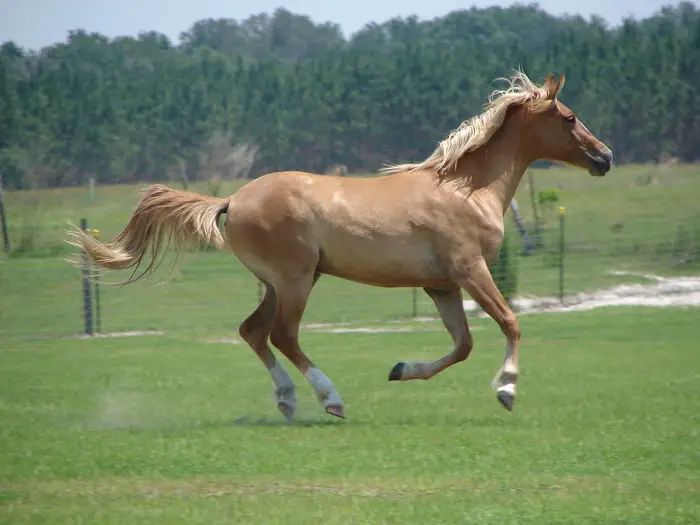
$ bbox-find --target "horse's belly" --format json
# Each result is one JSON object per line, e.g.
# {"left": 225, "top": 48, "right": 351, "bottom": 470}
{"left": 317, "top": 233, "right": 449, "bottom": 288}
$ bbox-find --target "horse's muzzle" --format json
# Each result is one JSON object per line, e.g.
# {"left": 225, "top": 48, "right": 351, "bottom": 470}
{"left": 586, "top": 149, "right": 613, "bottom": 176}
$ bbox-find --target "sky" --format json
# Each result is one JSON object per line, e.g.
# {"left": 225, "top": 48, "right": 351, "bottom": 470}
{"left": 0, "top": 0, "right": 693, "bottom": 50}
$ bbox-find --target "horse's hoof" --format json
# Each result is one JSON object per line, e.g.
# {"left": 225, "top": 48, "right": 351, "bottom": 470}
{"left": 278, "top": 402, "right": 295, "bottom": 422}
{"left": 496, "top": 390, "right": 515, "bottom": 411}
{"left": 388, "top": 362, "right": 405, "bottom": 381}
{"left": 325, "top": 405, "right": 345, "bottom": 419}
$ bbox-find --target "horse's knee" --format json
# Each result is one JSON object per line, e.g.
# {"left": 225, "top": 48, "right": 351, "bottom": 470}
{"left": 501, "top": 312, "right": 521, "bottom": 342}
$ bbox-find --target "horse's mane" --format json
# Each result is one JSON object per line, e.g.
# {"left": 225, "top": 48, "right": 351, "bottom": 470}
{"left": 381, "top": 70, "right": 552, "bottom": 175}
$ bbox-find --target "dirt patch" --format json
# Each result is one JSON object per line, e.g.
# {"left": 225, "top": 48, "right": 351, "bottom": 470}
{"left": 86, "top": 391, "right": 150, "bottom": 430}
{"left": 463, "top": 271, "right": 700, "bottom": 316}
{"left": 202, "top": 337, "right": 243, "bottom": 345}
{"left": 75, "top": 330, "right": 165, "bottom": 339}
{"left": 307, "top": 326, "right": 439, "bottom": 334}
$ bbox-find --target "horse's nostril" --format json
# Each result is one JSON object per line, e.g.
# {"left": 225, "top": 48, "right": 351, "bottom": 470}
{"left": 603, "top": 150, "right": 614, "bottom": 167}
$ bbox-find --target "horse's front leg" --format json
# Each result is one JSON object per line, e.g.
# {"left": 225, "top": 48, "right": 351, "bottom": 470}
{"left": 388, "top": 287, "right": 474, "bottom": 381}
{"left": 461, "top": 258, "right": 521, "bottom": 411}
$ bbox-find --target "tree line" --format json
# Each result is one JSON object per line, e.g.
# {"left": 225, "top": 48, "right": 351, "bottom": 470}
{"left": 1, "top": 2, "right": 699, "bottom": 189}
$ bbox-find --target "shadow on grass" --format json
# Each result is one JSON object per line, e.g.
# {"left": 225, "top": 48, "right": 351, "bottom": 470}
{"left": 85, "top": 414, "right": 348, "bottom": 434}
{"left": 233, "top": 415, "right": 345, "bottom": 427}
{"left": 84, "top": 408, "right": 526, "bottom": 433}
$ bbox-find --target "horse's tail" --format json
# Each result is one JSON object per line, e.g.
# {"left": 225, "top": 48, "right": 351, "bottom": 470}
{"left": 67, "top": 184, "right": 229, "bottom": 285}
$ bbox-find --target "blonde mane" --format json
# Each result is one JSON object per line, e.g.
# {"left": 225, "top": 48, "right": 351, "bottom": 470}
{"left": 381, "top": 70, "right": 551, "bottom": 175}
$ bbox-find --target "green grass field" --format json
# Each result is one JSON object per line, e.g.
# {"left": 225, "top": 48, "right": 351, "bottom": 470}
{"left": 1, "top": 165, "right": 699, "bottom": 523}
{"left": 1, "top": 307, "right": 698, "bottom": 524}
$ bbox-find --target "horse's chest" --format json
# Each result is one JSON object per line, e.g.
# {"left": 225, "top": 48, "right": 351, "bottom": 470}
{"left": 480, "top": 224, "right": 505, "bottom": 264}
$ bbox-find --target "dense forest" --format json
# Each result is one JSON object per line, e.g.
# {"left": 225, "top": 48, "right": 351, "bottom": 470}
{"left": 1, "top": 2, "right": 699, "bottom": 189}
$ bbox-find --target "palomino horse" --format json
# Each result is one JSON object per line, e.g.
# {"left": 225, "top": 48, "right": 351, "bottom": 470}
{"left": 68, "top": 71, "right": 613, "bottom": 420}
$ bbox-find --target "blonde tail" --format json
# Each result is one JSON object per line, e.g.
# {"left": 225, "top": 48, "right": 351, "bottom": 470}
{"left": 66, "top": 184, "right": 229, "bottom": 284}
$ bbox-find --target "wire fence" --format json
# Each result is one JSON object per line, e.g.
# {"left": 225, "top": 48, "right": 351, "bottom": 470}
{"left": 2, "top": 208, "right": 698, "bottom": 341}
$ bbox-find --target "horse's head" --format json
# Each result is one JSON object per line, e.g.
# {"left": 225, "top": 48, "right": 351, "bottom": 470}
{"left": 525, "top": 74, "right": 613, "bottom": 176}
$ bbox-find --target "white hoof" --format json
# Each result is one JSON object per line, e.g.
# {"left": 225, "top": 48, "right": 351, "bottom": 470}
{"left": 268, "top": 361, "right": 296, "bottom": 420}
{"left": 278, "top": 402, "right": 295, "bottom": 421}
{"left": 320, "top": 390, "right": 345, "bottom": 419}
{"left": 275, "top": 385, "right": 297, "bottom": 421}
{"left": 496, "top": 383, "right": 515, "bottom": 411}
{"left": 491, "top": 366, "right": 517, "bottom": 411}
{"left": 305, "top": 367, "right": 345, "bottom": 419}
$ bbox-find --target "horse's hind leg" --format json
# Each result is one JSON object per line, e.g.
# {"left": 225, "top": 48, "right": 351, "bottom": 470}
{"left": 238, "top": 281, "right": 297, "bottom": 420}
{"left": 389, "top": 288, "right": 473, "bottom": 381}
{"left": 269, "top": 272, "right": 345, "bottom": 419}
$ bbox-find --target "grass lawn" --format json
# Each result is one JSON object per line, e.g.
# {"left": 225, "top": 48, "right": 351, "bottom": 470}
{"left": 1, "top": 307, "right": 698, "bottom": 524}
{"left": 1, "top": 163, "right": 698, "bottom": 522}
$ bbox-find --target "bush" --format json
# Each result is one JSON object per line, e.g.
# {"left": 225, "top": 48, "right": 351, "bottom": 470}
{"left": 537, "top": 188, "right": 561, "bottom": 212}
{"left": 489, "top": 232, "right": 518, "bottom": 306}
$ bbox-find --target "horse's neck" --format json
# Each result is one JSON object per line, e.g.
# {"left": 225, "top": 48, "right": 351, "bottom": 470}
{"left": 457, "top": 124, "right": 532, "bottom": 215}
{"left": 487, "top": 159, "right": 531, "bottom": 215}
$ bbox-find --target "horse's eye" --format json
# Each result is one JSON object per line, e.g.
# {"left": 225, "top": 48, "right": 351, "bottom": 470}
{"left": 564, "top": 114, "right": 576, "bottom": 123}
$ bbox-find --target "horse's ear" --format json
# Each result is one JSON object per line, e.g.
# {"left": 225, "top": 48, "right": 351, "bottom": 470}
{"left": 543, "top": 74, "right": 556, "bottom": 91}
{"left": 544, "top": 73, "right": 566, "bottom": 100}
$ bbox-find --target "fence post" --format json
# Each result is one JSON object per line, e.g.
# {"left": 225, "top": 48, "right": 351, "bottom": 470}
{"left": 257, "top": 280, "right": 263, "bottom": 303}
{"left": 88, "top": 176, "right": 96, "bottom": 203}
{"left": 80, "top": 218, "right": 94, "bottom": 336}
{"left": 558, "top": 207, "right": 566, "bottom": 305}
{"left": 91, "top": 228, "right": 102, "bottom": 333}
{"left": 528, "top": 170, "right": 543, "bottom": 249}
{"left": 0, "top": 175, "right": 9, "bottom": 252}
{"left": 411, "top": 288, "right": 417, "bottom": 318}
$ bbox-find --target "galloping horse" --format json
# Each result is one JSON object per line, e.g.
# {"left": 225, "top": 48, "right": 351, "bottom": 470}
{"left": 68, "top": 71, "right": 613, "bottom": 420}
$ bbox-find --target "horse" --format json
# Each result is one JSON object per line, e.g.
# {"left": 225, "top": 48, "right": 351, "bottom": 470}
{"left": 67, "top": 70, "right": 613, "bottom": 421}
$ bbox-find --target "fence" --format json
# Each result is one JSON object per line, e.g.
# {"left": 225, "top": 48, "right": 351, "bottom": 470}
{"left": 2, "top": 211, "right": 698, "bottom": 342}
{"left": 1, "top": 167, "right": 699, "bottom": 341}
